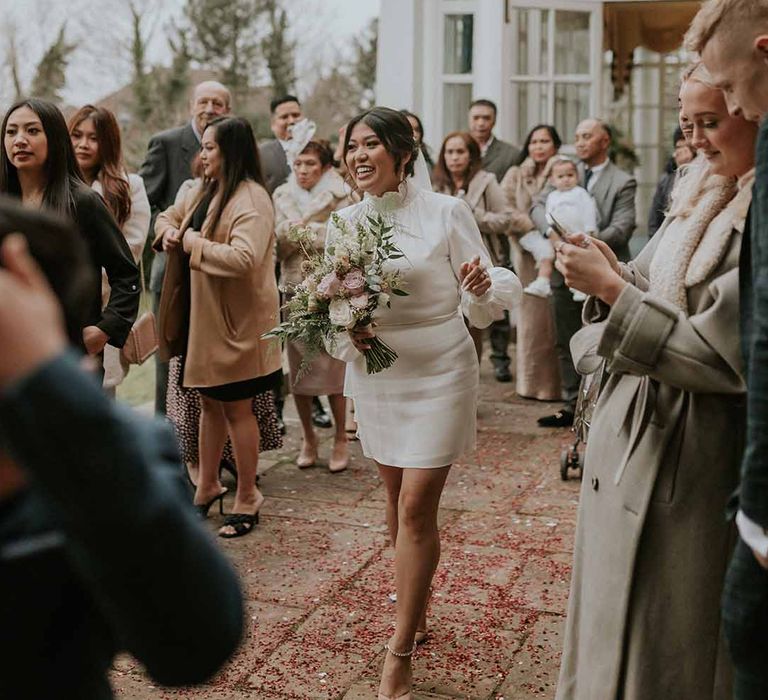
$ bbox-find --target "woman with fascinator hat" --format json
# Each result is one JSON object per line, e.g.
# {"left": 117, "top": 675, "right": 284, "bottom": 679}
{"left": 274, "top": 137, "right": 357, "bottom": 472}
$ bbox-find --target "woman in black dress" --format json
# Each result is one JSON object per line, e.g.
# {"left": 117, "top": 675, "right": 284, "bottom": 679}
{"left": 0, "top": 98, "right": 139, "bottom": 355}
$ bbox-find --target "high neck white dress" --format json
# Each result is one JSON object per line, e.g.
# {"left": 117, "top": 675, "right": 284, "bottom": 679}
{"left": 327, "top": 180, "right": 521, "bottom": 468}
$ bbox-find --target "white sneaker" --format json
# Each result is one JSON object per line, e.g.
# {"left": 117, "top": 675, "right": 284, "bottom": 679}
{"left": 571, "top": 288, "right": 588, "bottom": 302}
{"left": 524, "top": 277, "right": 552, "bottom": 298}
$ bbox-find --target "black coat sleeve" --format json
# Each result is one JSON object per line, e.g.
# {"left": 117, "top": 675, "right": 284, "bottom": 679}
{"left": 0, "top": 352, "right": 244, "bottom": 685}
{"left": 75, "top": 189, "right": 140, "bottom": 347}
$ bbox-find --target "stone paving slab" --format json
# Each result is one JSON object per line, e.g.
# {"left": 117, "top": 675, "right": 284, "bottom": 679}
{"left": 113, "top": 362, "right": 580, "bottom": 700}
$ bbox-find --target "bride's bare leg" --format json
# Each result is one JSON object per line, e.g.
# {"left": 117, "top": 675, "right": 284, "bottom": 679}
{"left": 377, "top": 463, "right": 450, "bottom": 698}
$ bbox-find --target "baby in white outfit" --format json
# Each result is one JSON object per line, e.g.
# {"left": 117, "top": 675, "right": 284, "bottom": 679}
{"left": 519, "top": 157, "right": 598, "bottom": 300}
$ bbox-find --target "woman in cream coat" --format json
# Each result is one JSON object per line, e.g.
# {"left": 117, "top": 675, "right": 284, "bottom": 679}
{"left": 433, "top": 131, "right": 515, "bottom": 359}
{"left": 501, "top": 125, "right": 563, "bottom": 400}
{"left": 68, "top": 104, "right": 151, "bottom": 391}
{"left": 553, "top": 65, "right": 756, "bottom": 700}
{"left": 156, "top": 116, "right": 280, "bottom": 538}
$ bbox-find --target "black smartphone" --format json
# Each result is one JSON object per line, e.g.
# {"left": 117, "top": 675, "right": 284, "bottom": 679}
{"left": 545, "top": 213, "right": 568, "bottom": 238}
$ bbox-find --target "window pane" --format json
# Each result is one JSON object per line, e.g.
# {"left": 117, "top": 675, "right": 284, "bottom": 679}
{"left": 554, "top": 11, "right": 590, "bottom": 75}
{"left": 511, "top": 81, "right": 549, "bottom": 145}
{"left": 443, "top": 83, "right": 473, "bottom": 133}
{"left": 509, "top": 8, "right": 549, "bottom": 76}
{"left": 444, "top": 14, "right": 474, "bottom": 74}
{"left": 553, "top": 83, "right": 590, "bottom": 141}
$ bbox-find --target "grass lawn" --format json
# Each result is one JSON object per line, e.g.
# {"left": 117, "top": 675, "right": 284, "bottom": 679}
{"left": 115, "top": 293, "right": 156, "bottom": 408}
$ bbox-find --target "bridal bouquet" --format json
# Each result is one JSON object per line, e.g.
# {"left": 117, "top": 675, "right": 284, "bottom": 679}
{"left": 265, "top": 212, "right": 408, "bottom": 375}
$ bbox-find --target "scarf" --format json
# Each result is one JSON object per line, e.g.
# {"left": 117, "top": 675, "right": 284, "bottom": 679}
{"left": 648, "top": 163, "right": 752, "bottom": 312}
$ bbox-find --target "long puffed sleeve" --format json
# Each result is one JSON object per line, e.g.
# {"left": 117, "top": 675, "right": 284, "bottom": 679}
{"left": 446, "top": 200, "right": 522, "bottom": 329}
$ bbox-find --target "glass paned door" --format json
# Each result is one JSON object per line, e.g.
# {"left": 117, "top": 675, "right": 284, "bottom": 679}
{"left": 505, "top": 1, "right": 601, "bottom": 146}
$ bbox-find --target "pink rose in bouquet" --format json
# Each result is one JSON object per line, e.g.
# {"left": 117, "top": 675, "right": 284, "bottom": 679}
{"left": 316, "top": 271, "right": 341, "bottom": 299}
{"left": 342, "top": 268, "right": 366, "bottom": 296}
{"left": 349, "top": 292, "right": 369, "bottom": 310}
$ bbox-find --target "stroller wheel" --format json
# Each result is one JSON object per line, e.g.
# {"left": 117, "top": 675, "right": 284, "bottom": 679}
{"left": 560, "top": 449, "right": 570, "bottom": 481}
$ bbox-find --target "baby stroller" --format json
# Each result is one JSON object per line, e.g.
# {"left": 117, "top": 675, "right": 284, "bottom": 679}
{"left": 560, "top": 361, "right": 605, "bottom": 480}
{"left": 560, "top": 323, "right": 608, "bottom": 481}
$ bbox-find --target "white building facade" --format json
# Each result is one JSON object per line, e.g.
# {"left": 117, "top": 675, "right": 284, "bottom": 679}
{"left": 376, "top": 0, "right": 701, "bottom": 235}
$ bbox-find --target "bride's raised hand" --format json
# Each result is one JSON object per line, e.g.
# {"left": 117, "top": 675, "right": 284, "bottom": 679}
{"left": 460, "top": 255, "right": 491, "bottom": 297}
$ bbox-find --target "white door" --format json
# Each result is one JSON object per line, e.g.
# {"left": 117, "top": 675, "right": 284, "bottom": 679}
{"left": 503, "top": 0, "right": 603, "bottom": 147}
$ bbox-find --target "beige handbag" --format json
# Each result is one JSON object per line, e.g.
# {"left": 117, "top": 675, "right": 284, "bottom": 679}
{"left": 121, "top": 257, "right": 159, "bottom": 365}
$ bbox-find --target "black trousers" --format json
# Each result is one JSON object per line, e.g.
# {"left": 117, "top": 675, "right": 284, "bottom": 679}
{"left": 152, "top": 290, "right": 169, "bottom": 415}
{"left": 549, "top": 285, "right": 582, "bottom": 412}
{"left": 722, "top": 538, "right": 768, "bottom": 699}
{"left": 489, "top": 313, "right": 511, "bottom": 371}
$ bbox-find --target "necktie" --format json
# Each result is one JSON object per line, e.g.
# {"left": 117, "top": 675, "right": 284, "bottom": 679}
{"left": 584, "top": 168, "right": 593, "bottom": 189}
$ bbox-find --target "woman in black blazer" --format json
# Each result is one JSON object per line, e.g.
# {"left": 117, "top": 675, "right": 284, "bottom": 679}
{"left": 0, "top": 98, "right": 139, "bottom": 353}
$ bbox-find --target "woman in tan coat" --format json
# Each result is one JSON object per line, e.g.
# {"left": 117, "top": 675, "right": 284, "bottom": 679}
{"left": 433, "top": 131, "right": 514, "bottom": 359}
{"left": 274, "top": 139, "right": 356, "bottom": 472}
{"left": 156, "top": 116, "right": 281, "bottom": 538}
{"left": 501, "top": 125, "right": 562, "bottom": 400}
{"left": 553, "top": 65, "right": 757, "bottom": 700}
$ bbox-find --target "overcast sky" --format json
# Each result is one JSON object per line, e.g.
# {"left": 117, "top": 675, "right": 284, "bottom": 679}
{"left": 0, "top": 0, "right": 380, "bottom": 106}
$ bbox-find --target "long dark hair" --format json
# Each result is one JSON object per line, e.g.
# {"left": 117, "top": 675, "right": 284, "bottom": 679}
{"left": 518, "top": 124, "right": 562, "bottom": 165}
{"left": 400, "top": 108, "right": 435, "bottom": 172}
{"left": 432, "top": 131, "right": 482, "bottom": 194}
{"left": 0, "top": 98, "right": 84, "bottom": 218}
{"left": 203, "top": 116, "right": 265, "bottom": 235}
{"left": 68, "top": 104, "right": 132, "bottom": 226}
{"left": 343, "top": 107, "right": 418, "bottom": 179}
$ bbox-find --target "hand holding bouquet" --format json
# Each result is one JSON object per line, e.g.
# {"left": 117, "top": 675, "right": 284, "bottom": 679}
{"left": 264, "top": 212, "right": 408, "bottom": 374}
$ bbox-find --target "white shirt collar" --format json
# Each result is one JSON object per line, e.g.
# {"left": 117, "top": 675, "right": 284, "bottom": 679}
{"left": 479, "top": 135, "right": 495, "bottom": 158}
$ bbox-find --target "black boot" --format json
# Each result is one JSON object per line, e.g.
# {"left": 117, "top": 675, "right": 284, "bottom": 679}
{"left": 312, "top": 396, "right": 332, "bottom": 428}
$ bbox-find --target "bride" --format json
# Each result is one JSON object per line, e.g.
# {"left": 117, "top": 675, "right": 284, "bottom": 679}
{"left": 328, "top": 107, "right": 521, "bottom": 700}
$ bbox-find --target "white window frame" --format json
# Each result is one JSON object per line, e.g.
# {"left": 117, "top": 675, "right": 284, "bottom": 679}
{"left": 502, "top": 0, "right": 603, "bottom": 145}
{"left": 438, "top": 1, "right": 477, "bottom": 134}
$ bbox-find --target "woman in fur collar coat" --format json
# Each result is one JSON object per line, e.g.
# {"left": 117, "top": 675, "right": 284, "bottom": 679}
{"left": 553, "top": 65, "right": 757, "bottom": 700}
{"left": 274, "top": 140, "right": 357, "bottom": 472}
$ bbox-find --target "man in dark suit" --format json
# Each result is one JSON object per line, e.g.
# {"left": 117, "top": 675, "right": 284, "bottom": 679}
{"left": 693, "top": 3, "right": 768, "bottom": 696}
{"left": 531, "top": 118, "right": 636, "bottom": 427}
{"left": 259, "top": 95, "right": 331, "bottom": 430}
{"left": 0, "top": 205, "right": 242, "bottom": 696}
{"left": 140, "top": 81, "right": 231, "bottom": 414}
{"left": 468, "top": 98, "right": 521, "bottom": 382}
{"left": 259, "top": 94, "right": 302, "bottom": 195}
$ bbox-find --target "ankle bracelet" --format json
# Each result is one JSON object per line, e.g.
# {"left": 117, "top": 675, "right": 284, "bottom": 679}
{"left": 385, "top": 641, "right": 417, "bottom": 657}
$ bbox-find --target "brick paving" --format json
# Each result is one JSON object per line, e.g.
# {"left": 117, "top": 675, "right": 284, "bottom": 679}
{"left": 112, "top": 363, "right": 581, "bottom": 700}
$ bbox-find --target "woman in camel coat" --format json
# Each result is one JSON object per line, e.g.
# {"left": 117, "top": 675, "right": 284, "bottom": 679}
{"left": 501, "top": 125, "right": 562, "bottom": 400}
{"left": 156, "top": 116, "right": 280, "bottom": 539}
{"left": 553, "top": 66, "right": 756, "bottom": 700}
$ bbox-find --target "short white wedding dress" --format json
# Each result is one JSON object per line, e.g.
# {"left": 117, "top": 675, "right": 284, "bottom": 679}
{"left": 328, "top": 179, "right": 521, "bottom": 468}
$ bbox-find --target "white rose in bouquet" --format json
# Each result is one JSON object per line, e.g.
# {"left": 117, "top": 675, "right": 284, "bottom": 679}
{"left": 329, "top": 298, "right": 356, "bottom": 328}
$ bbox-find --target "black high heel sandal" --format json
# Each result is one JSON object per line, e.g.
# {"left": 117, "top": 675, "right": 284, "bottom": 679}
{"left": 195, "top": 488, "right": 228, "bottom": 519}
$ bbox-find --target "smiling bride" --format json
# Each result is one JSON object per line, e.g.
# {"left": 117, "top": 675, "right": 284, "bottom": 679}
{"left": 327, "top": 107, "right": 521, "bottom": 700}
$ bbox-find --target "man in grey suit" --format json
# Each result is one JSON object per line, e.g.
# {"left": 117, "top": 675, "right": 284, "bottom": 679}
{"left": 531, "top": 118, "right": 636, "bottom": 427}
{"left": 468, "top": 99, "right": 521, "bottom": 382}
{"left": 140, "top": 81, "right": 231, "bottom": 414}
{"left": 259, "top": 95, "right": 331, "bottom": 430}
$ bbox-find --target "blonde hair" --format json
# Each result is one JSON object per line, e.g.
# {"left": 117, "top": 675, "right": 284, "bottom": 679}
{"left": 685, "top": 0, "right": 768, "bottom": 54}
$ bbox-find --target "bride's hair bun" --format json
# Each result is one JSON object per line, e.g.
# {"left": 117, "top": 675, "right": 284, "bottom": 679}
{"left": 342, "top": 107, "right": 418, "bottom": 178}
